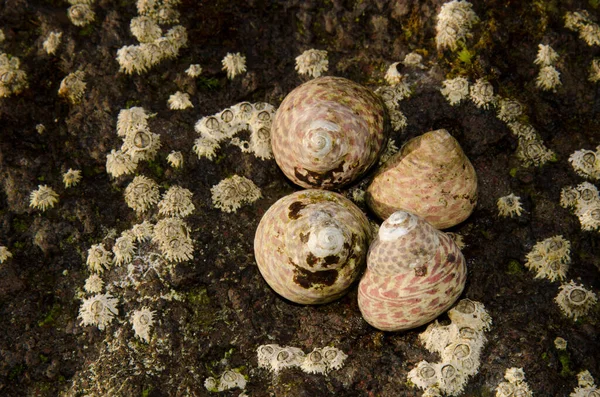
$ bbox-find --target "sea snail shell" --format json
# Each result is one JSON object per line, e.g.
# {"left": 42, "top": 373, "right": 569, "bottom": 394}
{"left": 254, "top": 189, "right": 372, "bottom": 304}
{"left": 366, "top": 129, "right": 477, "bottom": 229}
{"left": 271, "top": 76, "right": 390, "bottom": 190}
{"left": 358, "top": 211, "right": 466, "bottom": 331}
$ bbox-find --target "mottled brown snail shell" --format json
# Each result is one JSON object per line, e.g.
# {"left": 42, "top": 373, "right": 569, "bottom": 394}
{"left": 358, "top": 211, "right": 467, "bottom": 331}
{"left": 271, "top": 77, "right": 390, "bottom": 190}
{"left": 254, "top": 189, "right": 372, "bottom": 304}
{"left": 366, "top": 129, "right": 477, "bottom": 229}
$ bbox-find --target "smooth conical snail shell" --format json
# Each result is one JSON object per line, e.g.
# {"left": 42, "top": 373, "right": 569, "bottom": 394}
{"left": 366, "top": 129, "right": 477, "bottom": 229}
{"left": 271, "top": 76, "right": 390, "bottom": 189}
{"left": 358, "top": 211, "right": 466, "bottom": 331}
{"left": 254, "top": 189, "right": 372, "bottom": 304}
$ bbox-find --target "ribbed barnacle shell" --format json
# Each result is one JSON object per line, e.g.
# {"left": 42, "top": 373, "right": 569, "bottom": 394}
{"left": 271, "top": 76, "right": 390, "bottom": 189}
{"left": 366, "top": 129, "right": 477, "bottom": 229}
{"left": 254, "top": 189, "right": 372, "bottom": 304}
{"left": 358, "top": 211, "right": 467, "bottom": 331}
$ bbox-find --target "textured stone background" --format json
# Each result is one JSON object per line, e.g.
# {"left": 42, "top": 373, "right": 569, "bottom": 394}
{"left": 0, "top": 0, "right": 599, "bottom": 396}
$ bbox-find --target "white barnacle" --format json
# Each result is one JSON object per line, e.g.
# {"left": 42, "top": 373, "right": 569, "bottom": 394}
{"left": 195, "top": 115, "right": 226, "bottom": 141}
{"left": 113, "top": 234, "right": 135, "bottom": 265}
{"left": 506, "top": 121, "right": 537, "bottom": 141}
{"left": 469, "top": 78, "right": 495, "bottom": 109}
{"left": 43, "top": 31, "right": 62, "bottom": 55}
{"left": 321, "top": 346, "right": 347, "bottom": 372}
{"left": 534, "top": 44, "right": 559, "bottom": 67}
{"left": 0, "top": 53, "right": 28, "bottom": 98}
{"left": 555, "top": 280, "right": 598, "bottom": 320}
{"left": 497, "top": 193, "right": 523, "bottom": 217}
{"left": 117, "top": 106, "right": 150, "bottom": 137}
{"left": 447, "top": 299, "right": 492, "bottom": 332}
{"left": 78, "top": 293, "right": 118, "bottom": 330}
{"left": 554, "top": 337, "right": 567, "bottom": 350}
{"left": 116, "top": 45, "right": 149, "bottom": 75}
{"left": 58, "top": 71, "right": 86, "bottom": 104}
{"left": 62, "top": 168, "right": 82, "bottom": 188}
{"left": 403, "top": 52, "right": 424, "bottom": 68}
{"left": 130, "top": 16, "right": 162, "bottom": 43}
{"left": 216, "top": 370, "right": 246, "bottom": 391}
{"left": 496, "top": 98, "right": 524, "bottom": 122}
{"left": 408, "top": 361, "right": 439, "bottom": 390}
{"left": 249, "top": 125, "right": 273, "bottom": 160}
{"left": 565, "top": 11, "right": 589, "bottom": 32}
{"left": 560, "top": 186, "right": 580, "bottom": 209}
{"left": 435, "top": 0, "right": 479, "bottom": 51}
{"left": 211, "top": 175, "right": 261, "bottom": 213}
{"left": 106, "top": 149, "right": 137, "bottom": 178}
{"left": 124, "top": 175, "right": 160, "bottom": 213}
{"left": 390, "top": 109, "right": 408, "bottom": 131}
{"left": 29, "top": 185, "right": 59, "bottom": 211}
{"left": 122, "top": 126, "right": 161, "bottom": 162}
{"left": 589, "top": 59, "right": 600, "bottom": 83}
{"left": 158, "top": 185, "right": 195, "bottom": 218}
{"left": 269, "top": 345, "right": 306, "bottom": 373}
{"left": 524, "top": 235, "right": 571, "bottom": 281}
{"left": 536, "top": 65, "right": 561, "bottom": 91}
{"left": 300, "top": 348, "right": 328, "bottom": 375}
{"left": 167, "top": 151, "right": 183, "bottom": 168}
{"left": 437, "top": 362, "right": 469, "bottom": 396}
{"left": 68, "top": 4, "right": 95, "bottom": 27}
{"left": 440, "top": 77, "right": 469, "bottom": 106}
{"left": 83, "top": 274, "right": 104, "bottom": 294}
{"left": 193, "top": 136, "right": 220, "bottom": 160}
{"left": 222, "top": 52, "right": 247, "bottom": 79}
{"left": 0, "top": 246, "right": 13, "bottom": 264}
{"left": 515, "top": 137, "right": 555, "bottom": 168}
{"left": 165, "top": 25, "right": 188, "bottom": 54}
{"left": 577, "top": 201, "right": 600, "bottom": 231}
{"left": 130, "top": 221, "right": 154, "bottom": 242}
{"left": 167, "top": 91, "right": 193, "bottom": 110}
{"left": 295, "top": 49, "right": 329, "bottom": 78}
{"left": 87, "top": 243, "right": 113, "bottom": 273}
{"left": 152, "top": 217, "right": 193, "bottom": 262}
{"left": 580, "top": 23, "right": 600, "bottom": 46}
{"left": 186, "top": 64, "right": 202, "bottom": 77}
{"left": 130, "top": 306, "right": 156, "bottom": 343}
{"left": 379, "top": 139, "right": 399, "bottom": 165}
{"left": 385, "top": 62, "right": 404, "bottom": 85}
{"left": 569, "top": 149, "right": 600, "bottom": 180}
{"left": 140, "top": 41, "right": 165, "bottom": 66}
{"left": 576, "top": 370, "right": 596, "bottom": 388}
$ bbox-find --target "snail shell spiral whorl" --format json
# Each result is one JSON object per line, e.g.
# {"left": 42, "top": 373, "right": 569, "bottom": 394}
{"left": 358, "top": 211, "right": 467, "bottom": 331}
{"left": 271, "top": 77, "right": 390, "bottom": 189}
{"left": 254, "top": 189, "right": 372, "bottom": 304}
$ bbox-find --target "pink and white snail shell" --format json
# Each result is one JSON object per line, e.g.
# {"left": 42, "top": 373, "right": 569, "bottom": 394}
{"left": 366, "top": 129, "right": 477, "bottom": 229}
{"left": 254, "top": 189, "right": 372, "bottom": 304}
{"left": 358, "top": 211, "right": 467, "bottom": 331}
{"left": 271, "top": 76, "right": 390, "bottom": 189}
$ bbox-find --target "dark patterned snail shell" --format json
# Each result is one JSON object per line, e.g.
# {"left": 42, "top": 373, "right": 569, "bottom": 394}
{"left": 271, "top": 76, "right": 390, "bottom": 190}
{"left": 358, "top": 211, "right": 467, "bottom": 331}
{"left": 366, "top": 129, "right": 477, "bottom": 229}
{"left": 254, "top": 189, "right": 372, "bottom": 304}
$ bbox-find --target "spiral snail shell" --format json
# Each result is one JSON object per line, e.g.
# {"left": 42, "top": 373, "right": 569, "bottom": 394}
{"left": 358, "top": 211, "right": 466, "bottom": 331}
{"left": 366, "top": 129, "right": 477, "bottom": 229}
{"left": 254, "top": 189, "right": 372, "bottom": 304}
{"left": 271, "top": 77, "right": 390, "bottom": 189}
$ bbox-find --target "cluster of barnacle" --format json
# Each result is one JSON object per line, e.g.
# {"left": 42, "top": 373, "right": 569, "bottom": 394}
{"left": 435, "top": 0, "right": 479, "bottom": 51}
{"left": 534, "top": 44, "right": 561, "bottom": 91}
{"left": 58, "top": 70, "right": 86, "bottom": 104}
{"left": 42, "top": 31, "right": 62, "bottom": 55}
{"left": 221, "top": 52, "right": 247, "bottom": 80}
{"left": 495, "top": 368, "right": 533, "bottom": 397}
{"left": 496, "top": 193, "right": 524, "bottom": 218}
{"left": 211, "top": 175, "right": 262, "bottom": 213}
{"left": 407, "top": 299, "right": 491, "bottom": 396}
{"left": 560, "top": 182, "right": 600, "bottom": 231}
{"left": 295, "top": 49, "right": 328, "bottom": 78}
{"left": 570, "top": 370, "right": 600, "bottom": 397}
{"left": 116, "top": 6, "right": 187, "bottom": 75}
{"left": 193, "top": 101, "right": 276, "bottom": 161}
{"left": 256, "top": 344, "right": 348, "bottom": 375}
{"left": 565, "top": 10, "right": 600, "bottom": 47}
{"left": 67, "top": 0, "right": 96, "bottom": 27}
{"left": 106, "top": 106, "right": 160, "bottom": 177}
{"left": 0, "top": 52, "right": 28, "bottom": 97}
{"left": 524, "top": 235, "right": 571, "bottom": 282}
{"left": 204, "top": 370, "right": 247, "bottom": 392}
{"left": 569, "top": 146, "right": 600, "bottom": 180}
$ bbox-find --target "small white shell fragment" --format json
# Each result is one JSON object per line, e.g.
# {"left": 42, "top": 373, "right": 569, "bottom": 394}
{"left": 295, "top": 48, "right": 328, "bottom": 78}
{"left": 29, "top": 185, "right": 59, "bottom": 211}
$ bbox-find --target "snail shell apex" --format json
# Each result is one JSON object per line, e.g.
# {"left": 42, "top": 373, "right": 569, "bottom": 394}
{"left": 366, "top": 129, "right": 477, "bottom": 229}
{"left": 254, "top": 189, "right": 372, "bottom": 304}
{"left": 358, "top": 211, "right": 466, "bottom": 331}
{"left": 271, "top": 76, "right": 390, "bottom": 189}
